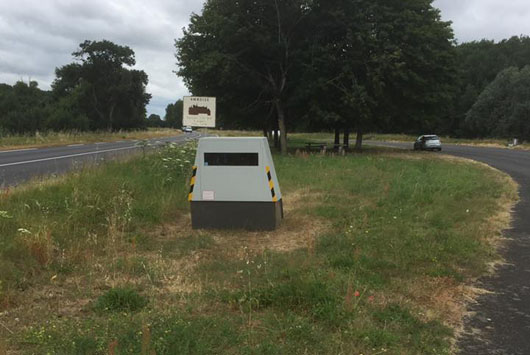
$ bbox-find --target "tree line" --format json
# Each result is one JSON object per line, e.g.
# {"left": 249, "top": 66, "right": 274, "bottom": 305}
{"left": 176, "top": 0, "right": 530, "bottom": 151}
{"left": 0, "top": 40, "right": 187, "bottom": 135}
{"left": 0, "top": 40, "right": 153, "bottom": 134}
{"left": 451, "top": 36, "right": 530, "bottom": 140}
{"left": 146, "top": 100, "right": 183, "bottom": 129}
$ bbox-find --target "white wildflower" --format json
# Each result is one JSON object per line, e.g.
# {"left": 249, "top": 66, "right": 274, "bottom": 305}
{"left": 0, "top": 211, "right": 12, "bottom": 219}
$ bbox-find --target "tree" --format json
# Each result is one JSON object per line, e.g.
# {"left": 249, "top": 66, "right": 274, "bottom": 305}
{"left": 176, "top": 0, "right": 313, "bottom": 154}
{"left": 52, "top": 40, "right": 151, "bottom": 131}
{"left": 451, "top": 36, "right": 530, "bottom": 136}
{"left": 45, "top": 86, "right": 90, "bottom": 131}
{"left": 306, "top": 0, "right": 456, "bottom": 149}
{"left": 0, "top": 81, "right": 50, "bottom": 134}
{"left": 466, "top": 66, "right": 530, "bottom": 140}
{"left": 147, "top": 114, "right": 164, "bottom": 127}
{"left": 177, "top": 0, "right": 456, "bottom": 151}
{"left": 164, "top": 100, "right": 183, "bottom": 128}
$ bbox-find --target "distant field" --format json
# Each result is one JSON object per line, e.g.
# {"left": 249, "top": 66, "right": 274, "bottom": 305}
{"left": 208, "top": 130, "right": 528, "bottom": 150}
{"left": 363, "top": 133, "right": 530, "bottom": 148}
{"left": 0, "top": 145, "right": 516, "bottom": 354}
{"left": 0, "top": 128, "right": 182, "bottom": 150}
{"left": 293, "top": 132, "right": 530, "bottom": 149}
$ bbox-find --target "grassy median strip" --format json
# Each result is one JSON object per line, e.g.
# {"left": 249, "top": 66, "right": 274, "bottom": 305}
{"left": 0, "top": 128, "right": 182, "bottom": 150}
{"left": 0, "top": 146, "right": 516, "bottom": 354}
{"left": 208, "top": 130, "right": 528, "bottom": 149}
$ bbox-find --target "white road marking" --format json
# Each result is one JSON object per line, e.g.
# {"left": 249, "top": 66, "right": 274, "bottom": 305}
{"left": 0, "top": 148, "right": 38, "bottom": 154}
{"left": 0, "top": 145, "right": 140, "bottom": 168}
{"left": 67, "top": 144, "right": 85, "bottom": 147}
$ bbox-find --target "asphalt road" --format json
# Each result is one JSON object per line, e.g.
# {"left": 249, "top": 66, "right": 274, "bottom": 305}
{"left": 368, "top": 140, "right": 530, "bottom": 354}
{"left": 0, "top": 132, "right": 201, "bottom": 187}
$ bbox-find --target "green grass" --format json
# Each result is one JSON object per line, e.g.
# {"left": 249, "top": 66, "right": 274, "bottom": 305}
{"left": 290, "top": 131, "right": 529, "bottom": 149}
{"left": 94, "top": 287, "right": 148, "bottom": 313}
{"left": 363, "top": 133, "right": 528, "bottom": 147}
{"left": 210, "top": 129, "right": 528, "bottom": 149}
{"left": 246, "top": 131, "right": 526, "bottom": 151}
{"left": 0, "top": 142, "right": 195, "bottom": 292}
{"left": 0, "top": 128, "right": 182, "bottom": 150}
{"left": 0, "top": 144, "right": 516, "bottom": 354}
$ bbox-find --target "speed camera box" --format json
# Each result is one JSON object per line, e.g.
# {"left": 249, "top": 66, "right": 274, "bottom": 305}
{"left": 188, "top": 137, "right": 283, "bottom": 230}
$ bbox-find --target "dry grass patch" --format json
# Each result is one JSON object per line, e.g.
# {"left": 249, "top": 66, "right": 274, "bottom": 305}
{"left": 211, "top": 189, "right": 328, "bottom": 258}
{"left": 149, "top": 188, "right": 329, "bottom": 258}
{"left": 145, "top": 188, "right": 330, "bottom": 286}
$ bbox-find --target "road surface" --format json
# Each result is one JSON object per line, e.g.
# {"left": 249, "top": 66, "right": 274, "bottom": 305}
{"left": 368, "top": 141, "right": 530, "bottom": 354}
{"left": 0, "top": 132, "right": 201, "bottom": 187}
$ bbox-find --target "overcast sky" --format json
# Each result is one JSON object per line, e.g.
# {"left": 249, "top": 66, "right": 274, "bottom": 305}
{"left": 1, "top": 0, "right": 529, "bottom": 117}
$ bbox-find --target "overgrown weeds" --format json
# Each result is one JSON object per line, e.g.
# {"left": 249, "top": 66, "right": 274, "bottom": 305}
{"left": 94, "top": 287, "right": 148, "bottom": 313}
{"left": 0, "top": 142, "right": 195, "bottom": 303}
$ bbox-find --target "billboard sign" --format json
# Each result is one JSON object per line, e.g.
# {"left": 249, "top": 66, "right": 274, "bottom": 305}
{"left": 183, "top": 96, "right": 216, "bottom": 128}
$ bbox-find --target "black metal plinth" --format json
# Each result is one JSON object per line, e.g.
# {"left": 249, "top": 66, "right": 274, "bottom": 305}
{"left": 190, "top": 200, "right": 283, "bottom": 230}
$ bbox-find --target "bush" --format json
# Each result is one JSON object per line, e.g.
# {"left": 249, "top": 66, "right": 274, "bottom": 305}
{"left": 94, "top": 287, "right": 147, "bottom": 312}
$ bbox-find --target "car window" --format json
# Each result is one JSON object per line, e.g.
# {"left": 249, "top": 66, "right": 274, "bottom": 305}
{"left": 425, "top": 136, "right": 439, "bottom": 141}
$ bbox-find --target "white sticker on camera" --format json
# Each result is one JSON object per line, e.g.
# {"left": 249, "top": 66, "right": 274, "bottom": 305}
{"left": 202, "top": 191, "right": 215, "bottom": 200}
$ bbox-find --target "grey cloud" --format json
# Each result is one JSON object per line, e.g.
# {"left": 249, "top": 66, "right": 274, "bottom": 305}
{"left": 148, "top": 96, "right": 174, "bottom": 118}
{"left": 434, "top": 0, "right": 530, "bottom": 42}
{"left": 1, "top": 0, "right": 529, "bottom": 118}
{"left": 0, "top": 0, "right": 203, "bottom": 117}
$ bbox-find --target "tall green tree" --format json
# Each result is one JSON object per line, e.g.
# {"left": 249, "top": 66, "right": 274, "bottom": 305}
{"left": 45, "top": 86, "right": 90, "bottom": 131}
{"left": 451, "top": 36, "right": 530, "bottom": 136}
{"left": 52, "top": 40, "right": 151, "bottom": 131}
{"left": 177, "top": 0, "right": 456, "bottom": 150}
{"left": 0, "top": 81, "right": 50, "bottom": 134}
{"left": 176, "top": 0, "right": 313, "bottom": 154}
{"left": 466, "top": 66, "right": 530, "bottom": 140}
{"left": 147, "top": 114, "right": 163, "bottom": 127}
{"left": 164, "top": 100, "right": 183, "bottom": 128}
{"left": 307, "top": 0, "right": 456, "bottom": 149}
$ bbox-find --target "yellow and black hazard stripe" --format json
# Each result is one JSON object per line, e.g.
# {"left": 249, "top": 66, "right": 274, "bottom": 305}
{"left": 265, "top": 166, "right": 278, "bottom": 202}
{"left": 188, "top": 166, "right": 197, "bottom": 202}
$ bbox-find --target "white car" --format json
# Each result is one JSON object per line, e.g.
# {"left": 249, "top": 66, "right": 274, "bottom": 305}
{"left": 414, "top": 135, "right": 442, "bottom": 151}
{"left": 182, "top": 126, "right": 193, "bottom": 133}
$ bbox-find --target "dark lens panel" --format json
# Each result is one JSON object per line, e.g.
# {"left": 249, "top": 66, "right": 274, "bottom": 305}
{"left": 204, "top": 153, "right": 259, "bottom": 166}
